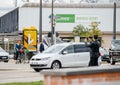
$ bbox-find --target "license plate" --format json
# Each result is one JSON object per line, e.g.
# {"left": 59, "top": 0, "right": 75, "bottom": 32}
{"left": 115, "top": 52, "right": 118, "bottom": 55}
{"left": 2, "top": 57, "right": 6, "bottom": 59}
{"left": 32, "top": 62, "right": 38, "bottom": 64}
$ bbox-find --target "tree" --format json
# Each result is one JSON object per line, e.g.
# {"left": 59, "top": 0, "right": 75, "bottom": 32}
{"left": 72, "top": 24, "right": 89, "bottom": 37}
{"left": 89, "top": 22, "right": 102, "bottom": 36}
{"left": 72, "top": 22, "right": 102, "bottom": 37}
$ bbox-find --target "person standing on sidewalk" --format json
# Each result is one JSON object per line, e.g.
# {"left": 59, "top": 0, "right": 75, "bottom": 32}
{"left": 86, "top": 35, "right": 101, "bottom": 66}
{"left": 39, "top": 41, "right": 44, "bottom": 53}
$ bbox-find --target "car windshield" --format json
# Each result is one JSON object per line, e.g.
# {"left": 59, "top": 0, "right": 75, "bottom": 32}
{"left": 0, "top": 47, "right": 6, "bottom": 52}
{"left": 111, "top": 40, "right": 120, "bottom": 49}
{"left": 43, "top": 45, "right": 65, "bottom": 53}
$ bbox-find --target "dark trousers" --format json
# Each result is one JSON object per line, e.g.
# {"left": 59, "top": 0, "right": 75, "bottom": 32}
{"left": 16, "top": 51, "right": 19, "bottom": 60}
{"left": 16, "top": 51, "right": 22, "bottom": 63}
{"left": 89, "top": 53, "right": 99, "bottom": 66}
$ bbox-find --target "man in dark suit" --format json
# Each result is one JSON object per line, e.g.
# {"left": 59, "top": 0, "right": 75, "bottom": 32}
{"left": 86, "top": 35, "right": 101, "bottom": 66}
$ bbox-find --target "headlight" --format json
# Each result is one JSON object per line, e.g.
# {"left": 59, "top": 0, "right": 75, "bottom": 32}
{"left": 41, "top": 57, "right": 50, "bottom": 61}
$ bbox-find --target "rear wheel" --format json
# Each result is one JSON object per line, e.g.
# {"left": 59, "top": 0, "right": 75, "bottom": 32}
{"left": 110, "top": 57, "right": 115, "bottom": 65}
{"left": 4, "top": 60, "right": 8, "bottom": 63}
{"left": 33, "top": 68, "right": 42, "bottom": 72}
{"left": 51, "top": 61, "right": 61, "bottom": 69}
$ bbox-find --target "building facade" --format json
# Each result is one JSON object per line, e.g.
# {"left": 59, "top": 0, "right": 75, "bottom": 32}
{"left": 0, "top": 2, "right": 120, "bottom": 52}
{"left": 19, "top": 3, "right": 120, "bottom": 48}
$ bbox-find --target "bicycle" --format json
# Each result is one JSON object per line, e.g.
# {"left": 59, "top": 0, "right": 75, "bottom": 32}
{"left": 21, "top": 48, "right": 29, "bottom": 64}
{"left": 15, "top": 48, "right": 24, "bottom": 64}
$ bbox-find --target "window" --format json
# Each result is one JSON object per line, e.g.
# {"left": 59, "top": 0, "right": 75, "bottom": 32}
{"left": 74, "top": 44, "right": 90, "bottom": 53}
{"left": 63, "top": 45, "right": 74, "bottom": 53}
{"left": 111, "top": 40, "right": 120, "bottom": 49}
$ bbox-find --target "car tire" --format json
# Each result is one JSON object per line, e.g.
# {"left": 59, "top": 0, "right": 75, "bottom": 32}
{"left": 51, "top": 61, "right": 61, "bottom": 69}
{"left": 4, "top": 61, "right": 8, "bottom": 63}
{"left": 110, "top": 57, "right": 115, "bottom": 65}
{"left": 107, "top": 60, "right": 110, "bottom": 63}
{"left": 33, "top": 68, "right": 42, "bottom": 72}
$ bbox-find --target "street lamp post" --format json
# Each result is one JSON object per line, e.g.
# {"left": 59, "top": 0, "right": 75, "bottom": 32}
{"left": 53, "top": 18, "right": 56, "bottom": 44}
{"left": 51, "top": 0, "right": 54, "bottom": 45}
{"left": 39, "top": 0, "right": 42, "bottom": 42}
{"left": 113, "top": 2, "right": 116, "bottom": 39}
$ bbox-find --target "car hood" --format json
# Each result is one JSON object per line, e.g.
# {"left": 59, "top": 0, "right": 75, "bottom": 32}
{"left": 0, "top": 52, "right": 9, "bottom": 56}
{"left": 31, "top": 53, "right": 57, "bottom": 59}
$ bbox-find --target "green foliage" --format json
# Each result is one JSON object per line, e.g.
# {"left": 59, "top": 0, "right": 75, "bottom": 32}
{"left": 89, "top": 22, "right": 102, "bottom": 36}
{"left": 72, "top": 22, "right": 102, "bottom": 37}
{"left": 0, "top": 81, "right": 43, "bottom": 85}
{"left": 72, "top": 24, "right": 89, "bottom": 37}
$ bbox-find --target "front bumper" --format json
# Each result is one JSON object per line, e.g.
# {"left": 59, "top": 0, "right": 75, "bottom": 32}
{"left": 109, "top": 51, "right": 120, "bottom": 61}
{"left": 101, "top": 55, "right": 110, "bottom": 61}
{"left": 0, "top": 56, "right": 9, "bottom": 61}
{"left": 29, "top": 60, "right": 51, "bottom": 68}
{"left": 30, "top": 64, "right": 47, "bottom": 67}
{"left": 109, "top": 50, "right": 120, "bottom": 56}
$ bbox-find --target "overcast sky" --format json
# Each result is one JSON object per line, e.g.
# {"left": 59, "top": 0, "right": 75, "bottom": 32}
{"left": 0, "top": 0, "right": 114, "bottom": 8}
{"left": 0, "top": 0, "right": 14, "bottom": 7}
{"left": 0, "top": 0, "right": 69, "bottom": 8}
{"left": 0, "top": 0, "right": 37, "bottom": 8}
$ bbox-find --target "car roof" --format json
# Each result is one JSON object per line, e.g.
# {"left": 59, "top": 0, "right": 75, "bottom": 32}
{"left": 111, "top": 39, "right": 120, "bottom": 42}
{"left": 54, "top": 42, "right": 85, "bottom": 46}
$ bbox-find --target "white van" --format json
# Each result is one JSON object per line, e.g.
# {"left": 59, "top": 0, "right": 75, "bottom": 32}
{"left": 30, "top": 42, "right": 101, "bottom": 72}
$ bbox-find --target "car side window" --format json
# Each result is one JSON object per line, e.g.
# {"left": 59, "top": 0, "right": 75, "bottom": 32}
{"left": 74, "top": 44, "right": 90, "bottom": 53}
{"left": 62, "top": 45, "right": 74, "bottom": 54}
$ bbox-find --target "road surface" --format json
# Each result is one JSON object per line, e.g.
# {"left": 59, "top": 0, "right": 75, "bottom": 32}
{"left": 0, "top": 59, "right": 120, "bottom": 84}
{"left": 0, "top": 59, "right": 43, "bottom": 84}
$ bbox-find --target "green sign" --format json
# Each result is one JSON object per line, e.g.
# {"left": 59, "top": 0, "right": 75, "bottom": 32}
{"left": 56, "top": 14, "right": 75, "bottom": 23}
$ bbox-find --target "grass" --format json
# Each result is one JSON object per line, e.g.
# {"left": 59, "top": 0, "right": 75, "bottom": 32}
{"left": 0, "top": 81, "right": 43, "bottom": 85}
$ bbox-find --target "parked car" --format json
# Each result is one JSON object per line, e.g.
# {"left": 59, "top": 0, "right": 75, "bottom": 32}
{"left": 109, "top": 40, "right": 120, "bottom": 65}
{"left": 30, "top": 42, "right": 102, "bottom": 72}
{"left": 0, "top": 47, "right": 9, "bottom": 62}
{"left": 99, "top": 47, "right": 110, "bottom": 63}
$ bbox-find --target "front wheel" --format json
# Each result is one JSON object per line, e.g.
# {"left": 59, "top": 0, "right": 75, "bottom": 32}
{"left": 107, "top": 61, "right": 110, "bottom": 63}
{"left": 51, "top": 61, "right": 61, "bottom": 69}
{"left": 33, "top": 68, "right": 42, "bottom": 72}
{"left": 110, "top": 57, "right": 115, "bottom": 65}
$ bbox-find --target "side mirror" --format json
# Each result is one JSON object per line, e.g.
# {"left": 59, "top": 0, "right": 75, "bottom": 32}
{"left": 62, "top": 51, "right": 68, "bottom": 55}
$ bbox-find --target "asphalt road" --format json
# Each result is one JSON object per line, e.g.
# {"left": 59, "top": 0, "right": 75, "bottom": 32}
{"left": 0, "top": 59, "right": 120, "bottom": 84}
{"left": 0, "top": 59, "right": 43, "bottom": 84}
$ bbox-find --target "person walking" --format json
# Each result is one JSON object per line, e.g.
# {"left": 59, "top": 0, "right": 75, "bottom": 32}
{"left": 86, "top": 35, "right": 101, "bottom": 66}
{"left": 39, "top": 41, "right": 44, "bottom": 53}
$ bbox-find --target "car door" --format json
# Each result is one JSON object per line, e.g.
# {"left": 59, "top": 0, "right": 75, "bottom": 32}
{"left": 60, "top": 45, "right": 76, "bottom": 67}
{"left": 74, "top": 44, "right": 90, "bottom": 66}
